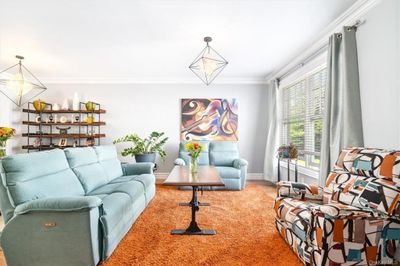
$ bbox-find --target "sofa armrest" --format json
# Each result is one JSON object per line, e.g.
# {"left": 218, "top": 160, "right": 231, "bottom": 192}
{"left": 311, "top": 203, "right": 384, "bottom": 220}
{"left": 122, "top": 162, "right": 154, "bottom": 175}
{"left": 233, "top": 158, "right": 248, "bottom": 169}
{"left": 14, "top": 196, "right": 102, "bottom": 215}
{"left": 277, "top": 181, "right": 323, "bottom": 201}
{"left": 2, "top": 197, "right": 102, "bottom": 265}
{"left": 174, "top": 158, "right": 186, "bottom": 166}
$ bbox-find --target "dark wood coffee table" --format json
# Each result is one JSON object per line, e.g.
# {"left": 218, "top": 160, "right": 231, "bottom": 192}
{"left": 163, "top": 165, "right": 225, "bottom": 235}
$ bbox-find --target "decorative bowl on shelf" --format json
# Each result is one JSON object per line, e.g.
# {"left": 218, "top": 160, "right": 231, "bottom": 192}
{"left": 33, "top": 99, "right": 47, "bottom": 112}
{"left": 86, "top": 116, "right": 94, "bottom": 124}
{"left": 60, "top": 116, "right": 68, "bottom": 123}
{"left": 85, "top": 101, "right": 96, "bottom": 111}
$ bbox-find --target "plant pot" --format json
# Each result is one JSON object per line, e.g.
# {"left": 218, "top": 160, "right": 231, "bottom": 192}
{"left": 135, "top": 153, "right": 156, "bottom": 163}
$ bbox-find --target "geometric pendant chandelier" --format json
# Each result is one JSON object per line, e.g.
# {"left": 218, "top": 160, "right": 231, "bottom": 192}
{"left": 0, "top": 55, "right": 47, "bottom": 107}
{"left": 189, "top": 37, "right": 228, "bottom": 85}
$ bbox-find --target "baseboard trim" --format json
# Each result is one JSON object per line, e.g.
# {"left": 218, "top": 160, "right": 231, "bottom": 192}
{"left": 155, "top": 172, "right": 170, "bottom": 180}
{"left": 155, "top": 172, "right": 264, "bottom": 180}
{"left": 248, "top": 173, "right": 264, "bottom": 180}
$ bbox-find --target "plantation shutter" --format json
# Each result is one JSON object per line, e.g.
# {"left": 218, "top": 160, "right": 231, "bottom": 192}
{"left": 280, "top": 67, "right": 326, "bottom": 170}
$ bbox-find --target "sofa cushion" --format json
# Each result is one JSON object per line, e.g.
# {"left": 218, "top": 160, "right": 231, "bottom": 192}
{"left": 93, "top": 146, "right": 123, "bottom": 181}
{"left": 325, "top": 170, "right": 400, "bottom": 216}
{"left": 179, "top": 141, "right": 210, "bottom": 165}
{"left": 88, "top": 181, "right": 144, "bottom": 203}
{"left": 274, "top": 197, "right": 315, "bottom": 242}
{"left": 215, "top": 166, "right": 241, "bottom": 179}
{"left": 98, "top": 192, "right": 132, "bottom": 236}
{"left": 335, "top": 147, "right": 400, "bottom": 179}
{"left": 90, "top": 181, "right": 145, "bottom": 250}
{"left": 110, "top": 174, "right": 155, "bottom": 190}
{"left": 98, "top": 190, "right": 146, "bottom": 259}
{"left": 64, "top": 147, "right": 110, "bottom": 193}
{"left": 209, "top": 141, "right": 239, "bottom": 166}
{"left": 73, "top": 164, "right": 110, "bottom": 194}
{"left": 1, "top": 149, "right": 85, "bottom": 206}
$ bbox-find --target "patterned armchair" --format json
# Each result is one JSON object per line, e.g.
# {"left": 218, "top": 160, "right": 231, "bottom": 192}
{"left": 274, "top": 147, "right": 400, "bottom": 265}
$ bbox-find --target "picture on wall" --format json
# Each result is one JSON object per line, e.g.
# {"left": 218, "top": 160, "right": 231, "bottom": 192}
{"left": 181, "top": 98, "right": 238, "bottom": 141}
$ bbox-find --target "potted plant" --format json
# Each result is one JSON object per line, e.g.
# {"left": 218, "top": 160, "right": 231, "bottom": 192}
{"left": 113, "top": 131, "right": 168, "bottom": 163}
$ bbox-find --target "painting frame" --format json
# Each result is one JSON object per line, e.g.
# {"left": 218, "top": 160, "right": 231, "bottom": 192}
{"left": 181, "top": 98, "right": 238, "bottom": 141}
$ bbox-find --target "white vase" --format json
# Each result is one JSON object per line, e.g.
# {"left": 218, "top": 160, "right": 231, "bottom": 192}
{"left": 62, "top": 99, "right": 69, "bottom": 110}
{"left": 53, "top": 103, "right": 60, "bottom": 111}
{"left": 72, "top": 92, "right": 80, "bottom": 111}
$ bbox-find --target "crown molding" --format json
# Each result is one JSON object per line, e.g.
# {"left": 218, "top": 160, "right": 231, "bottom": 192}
{"left": 41, "top": 77, "right": 268, "bottom": 85}
{"left": 265, "top": 0, "right": 383, "bottom": 81}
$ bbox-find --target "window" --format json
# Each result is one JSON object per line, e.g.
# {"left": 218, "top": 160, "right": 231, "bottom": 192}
{"left": 280, "top": 67, "right": 327, "bottom": 171}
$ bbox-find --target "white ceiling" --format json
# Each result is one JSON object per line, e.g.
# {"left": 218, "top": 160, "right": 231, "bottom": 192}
{"left": 0, "top": 0, "right": 356, "bottom": 83}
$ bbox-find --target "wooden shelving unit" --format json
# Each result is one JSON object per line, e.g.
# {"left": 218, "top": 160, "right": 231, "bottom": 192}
{"left": 23, "top": 121, "right": 106, "bottom": 126}
{"left": 22, "top": 109, "right": 106, "bottom": 114}
{"left": 22, "top": 145, "right": 89, "bottom": 150}
{"left": 22, "top": 102, "right": 106, "bottom": 152}
{"left": 22, "top": 133, "right": 106, "bottom": 138}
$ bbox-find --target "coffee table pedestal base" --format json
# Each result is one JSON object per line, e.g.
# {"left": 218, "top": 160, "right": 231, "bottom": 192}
{"left": 171, "top": 186, "right": 216, "bottom": 236}
{"left": 171, "top": 229, "right": 216, "bottom": 235}
{"left": 178, "top": 202, "right": 210, "bottom": 206}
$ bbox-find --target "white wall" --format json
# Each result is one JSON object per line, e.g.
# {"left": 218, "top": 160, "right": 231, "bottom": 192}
{"left": 0, "top": 92, "right": 18, "bottom": 155}
{"left": 357, "top": 0, "right": 400, "bottom": 149}
{"left": 13, "top": 83, "right": 268, "bottom": 173}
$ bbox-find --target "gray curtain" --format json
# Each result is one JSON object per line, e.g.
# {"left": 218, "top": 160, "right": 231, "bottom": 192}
{"left": 263, "top": 79, "right": 279, "bottom": 182}
{"left": 319, "top": 26, "right": 364, "bottom": 186}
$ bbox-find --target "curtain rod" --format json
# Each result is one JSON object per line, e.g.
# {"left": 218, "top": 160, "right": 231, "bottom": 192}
{"left": 277, "top": 43, "right": 328, "bottom": 83}
{"left": 276, "top": 19, "right": 365, "bottom": 85}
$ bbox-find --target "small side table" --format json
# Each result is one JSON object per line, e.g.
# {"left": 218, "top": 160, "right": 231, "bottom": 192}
{"left": 277, "top": 158, "right": 298, "bottom": 182}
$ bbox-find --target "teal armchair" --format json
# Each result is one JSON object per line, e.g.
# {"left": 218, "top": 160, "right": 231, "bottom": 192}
{"left": 174, "top": 141, "right": 248, "bottom": 190}
{"left": 0, "top": 145, "right": 156, "bottom": 266}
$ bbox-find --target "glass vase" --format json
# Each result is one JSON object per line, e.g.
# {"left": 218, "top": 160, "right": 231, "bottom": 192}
{"left": 190, "top": 157, "right": 198, "bottom": 173}
{"left": 0, "top": 141, "right": 6, "bottom": 159}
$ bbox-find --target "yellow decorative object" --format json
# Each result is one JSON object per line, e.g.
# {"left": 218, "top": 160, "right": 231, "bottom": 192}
{"left": 86, "top": 116, "right": 94, "bottom": 124}
{"left": 33, "top": 99, "right": 47, "bottom": 112}
{"left": 85, "top": 101, "right": 96, "bottom": 111}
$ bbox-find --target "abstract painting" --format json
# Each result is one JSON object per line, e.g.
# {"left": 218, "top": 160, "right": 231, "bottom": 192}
{"left": 181, "top": 98, "right": 238, "bottom": 141}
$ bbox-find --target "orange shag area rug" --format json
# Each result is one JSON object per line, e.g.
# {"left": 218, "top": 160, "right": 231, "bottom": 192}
{"left": 102, "top": 182, "right": 302, "bottom": 266}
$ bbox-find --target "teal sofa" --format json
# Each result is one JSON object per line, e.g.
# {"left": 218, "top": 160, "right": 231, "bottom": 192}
{"left": 0, "top": 145, "right": 155, "bottom": 266}
{"left": 174, "top": 141, "right": 248, "bottom": 190}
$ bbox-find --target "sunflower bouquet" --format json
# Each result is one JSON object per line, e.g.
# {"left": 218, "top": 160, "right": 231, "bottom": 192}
{"left": 184, "top": 142, "right": 204, "bottom": 173}
{"left": 0, "top": 127, "right": 16, "bottom": 158}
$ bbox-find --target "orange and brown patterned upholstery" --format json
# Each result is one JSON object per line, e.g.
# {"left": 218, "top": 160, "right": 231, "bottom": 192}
{"left": 274, "top": 147, "right": 400, "bottom": 265}
{"left": 277, "top": 181, "right": 323, "bottom": 201}
{"left": 335, "top": 147, "right": 400, "bottom": 179}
